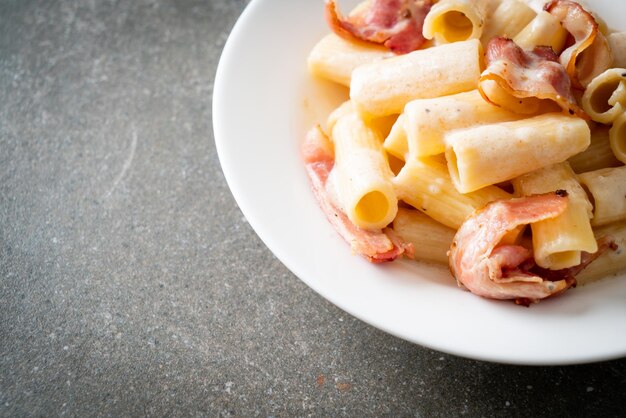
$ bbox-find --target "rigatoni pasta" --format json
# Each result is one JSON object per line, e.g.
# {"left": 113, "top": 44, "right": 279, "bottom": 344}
{"left": 445, "top": 113, "right": 590, "bottom": 193}
{"left": 393, "top": 157, "right": 511, "bottom": 229}
{"left": 513, "top": 163, "right": 597, "bottom": 270}
{"left": 581, "top": 68, "right": 626, "bottom": 124}
{"left": 350, "top": 39, "right": 482, "bottom": 118}
{"left": 568, "top": 126, "right": 621, "bottom": 173}
{"left": 330, "top": 110, "right": 398, "bottom": 230}
{"left": 608, "top": 32, "right": 626, "bottom": 68}
{"left": 578, "top": 165, "right": 626, "bottom": 227}
{"left": 480, "top": 0, "right": 536, "bottom": 45}
{"left": 513, "top": 10, "right": 567, "bottom": 52}
{"left": 577, "top": 221, "right": 626, "bottom": 285}
{"left": 307, "top": 33, "right": 393, "bottom": 87}
{"left": 382, "top": 114, "right": 408, "bottom": 160}
{"left": 392, "top": 208, "right": 455, "bottom": 264}
{"left": 401, "top": 90, "right": 523, "bottom": 158}
{"left": 609, "top": 113, "right": 626, "bottom": 164}
{"left": 423, "top": 0, "right": 490, "bottom": 44}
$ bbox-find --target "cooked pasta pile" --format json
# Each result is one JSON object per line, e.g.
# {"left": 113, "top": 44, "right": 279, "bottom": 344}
{"left": 303, "top": 0, "right": 626, "bottom": 304}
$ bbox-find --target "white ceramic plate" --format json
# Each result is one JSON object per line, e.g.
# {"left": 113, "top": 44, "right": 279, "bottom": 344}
{"left": 213, "top": 0, "right": 626, "bottom": 365}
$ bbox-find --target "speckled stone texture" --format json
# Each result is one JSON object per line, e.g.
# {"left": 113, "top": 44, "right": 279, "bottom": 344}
{"left": 0, "top": 0, "right": 625, "bottom": 416}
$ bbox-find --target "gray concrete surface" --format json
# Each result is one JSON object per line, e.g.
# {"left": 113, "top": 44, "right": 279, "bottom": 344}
{"left": 1, "top": 0, "right": 625, "bottom": 416}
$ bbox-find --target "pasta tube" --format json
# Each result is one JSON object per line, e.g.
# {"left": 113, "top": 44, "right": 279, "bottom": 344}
{"left": 480, "top": 0, "right": 536, "bottom": 45}
{"left": 327, "top": 100, "right": 354, "bottom": 133}
{"left": 423, "top": 0, "right": 489, "bottom": 44}
{"left": 568, "top": 125, "right": 621, "bottom": 173}
{"left": 383, "top": 114, "right": 408, "bottom": 161}
{"left": 401, "top": 90, "right": 523, "bottom": 158}
{"left": 307, "top": 34, "right": 393, "bottom": 87}
{"left": 576, "top": 221, "right": 626, "bottom": 286}
{"left": 329, "top": 111, "right": 398, "bottom": 230}
{"left": 445, "top": 113, "right": 591, "bottom": 193}
{"left": 581, "top": 68, "right": 626, "bottom": 124}
{"left": 517, "top": 0, "right": 549, "bottom": 13}
{"left": 578, "top": 165, "right": 626, "bottom": 227}
{"left": 608, "top": 32, "right": 626, "bottom": 68}
{"left": 609, "top": 112, "right": 626, "bottom": 164}
{"left": 369, "top": 114, "right": 399, "bottom": 142}
{"left": 513, "top": 11, "right": 567, "bottom": 52}
{"left": 350, "top": 39, "right": 482, "bottom": 118}
{"left": 393, "top": 157, "right": 511, "bottom": 229}
{"left": 328, "top": 101, "right": 397, "bottom": 137}
{"left": 513, "top": 162, "right": 596, "bottom": 270}
{"left": 392, "top": 208, "right": 456, "bottom": 264}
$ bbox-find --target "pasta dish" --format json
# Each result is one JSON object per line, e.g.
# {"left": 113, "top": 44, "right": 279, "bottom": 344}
{"left": 303, "top": 0, "right": 626, "bottom": 305}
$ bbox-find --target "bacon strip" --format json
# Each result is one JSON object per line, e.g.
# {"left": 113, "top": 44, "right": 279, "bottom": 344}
{"left": 325, "top": 0, "right": 432, "bottom": 54}
{"left": 449, "top": 192, "right": 618, "bottom": 305}
{"left": 545, "top": 0, "right": 612, "bottom": 89}
{"left": 449, "top": 193, "right": 573, "bottom": 304}
{"left": 302, "top": 126, "right": 412, "bottom": 263}
{"left": 479, "top": 37, "right": 587, "bottom": 118}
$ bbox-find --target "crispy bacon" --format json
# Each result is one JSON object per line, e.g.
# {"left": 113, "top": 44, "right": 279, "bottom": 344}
{"left": 479, "top": 37, "right": 587, "bottom": 118}
{"left": 302, "top": 126, "right": 413, "bottom": 263}
{"left": 325, "top": 0, "right": 432, "bottom": 54}
{"left": 545, "top": 0, "right": 612, "bottom": 88}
